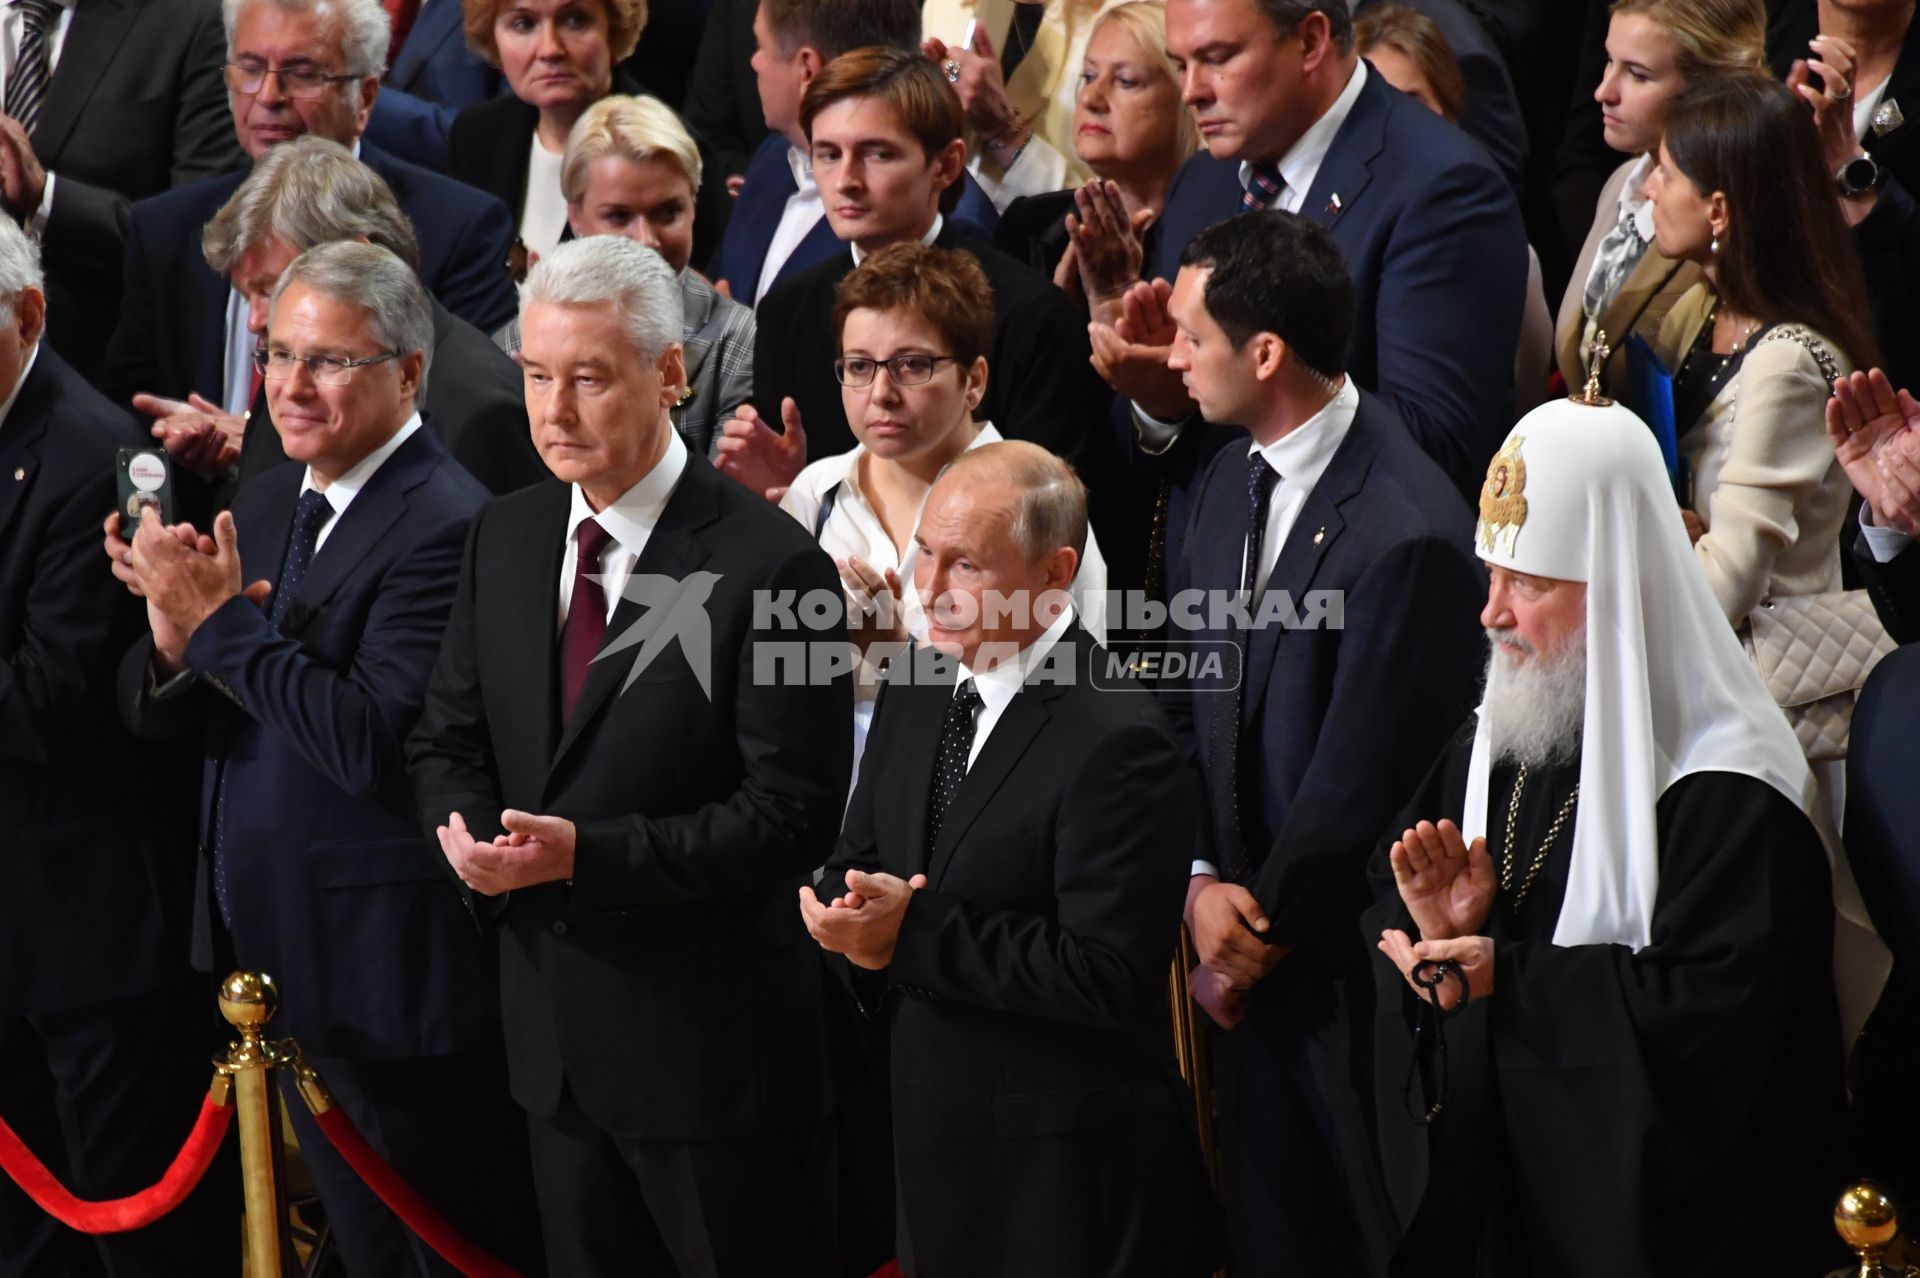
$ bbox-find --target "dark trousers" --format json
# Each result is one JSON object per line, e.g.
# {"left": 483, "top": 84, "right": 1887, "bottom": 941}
{"left": 0, "top": 979, "right": 238, "bottom": 1278}
{"left": 283, "top": 1048, "right": 543, "bottom": 1278}
{"left": 1212, "top": 1010, "right": 1366, "bottom": 1275}
{"left": 527, "top": 1084, "right": 838, "bottom": 1278}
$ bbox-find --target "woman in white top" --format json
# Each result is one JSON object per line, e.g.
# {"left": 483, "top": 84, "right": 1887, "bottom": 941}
{"left": 1553, "top": 0, "right": 1767, "bottom": 395}
{"left": 780, "top": 240, "right": 1107, "bottom": 776}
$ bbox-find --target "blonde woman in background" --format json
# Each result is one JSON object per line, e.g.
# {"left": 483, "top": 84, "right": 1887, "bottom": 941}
{"left": 496, "top": 95, "right": 756, "bottom": 456}
{"left": 1555, "top": 0, "right": 1769, "bottom": 394}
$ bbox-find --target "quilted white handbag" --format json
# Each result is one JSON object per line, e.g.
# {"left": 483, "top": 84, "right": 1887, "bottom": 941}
{"left": 1744, "top": 591, "right": 1896, "bottom": 761}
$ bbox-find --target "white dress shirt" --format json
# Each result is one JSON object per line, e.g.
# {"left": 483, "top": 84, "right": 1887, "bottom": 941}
{"left": 1, "top": 0, "right": 72, "bottom": 230}
{"left": 954, "top": 606, "right": 1076, "bottom": 771}
{"left": 850, "top": 214, "right": 942, "bottom": 265}
{"left": 298, "top": 413, "right": 423, "bottom": 551}
{"left": 754, "top": 145, "right": 823, "bottom": 304}
{"left": 556, "top": 427, "right": 690, "bottom": 626}
{"left": 1191, "top": 378, "right": 1358, "bottom": 879}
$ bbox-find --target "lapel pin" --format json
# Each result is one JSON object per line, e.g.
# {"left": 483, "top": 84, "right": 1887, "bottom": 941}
{"left": 1312, "top": 526, "right": 1325, "bottom": 546}
{"left": 1873, "top": 98, "right": 1905, "bottom": 137}
{"left": 11, "top": 467, "right": 21, "bottom": 481}
{"left": 1325, "top": 193, "right": 1343, "bottom": 216}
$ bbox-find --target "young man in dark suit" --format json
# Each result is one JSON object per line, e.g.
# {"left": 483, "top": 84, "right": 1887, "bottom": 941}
{"left": 723, "top": 47, "right": 1116, "bottom": 570}
{"left": 115, "top": 243, "right": 541, "bottom": 1278}
{"left": 1160, "top": 211, "right": 1486, "bottom": 1270}
{"left": 0, "top": 0, "right": 246, "bottom": 379}
{"left": 410, "top": 236, "right": 853, "bottom": 1278}
{"left": 712, "top": 0, "right": 1001, "bottom": 301}
{"left": 1090, "top": 0, "right": 1526, "bottom": 586}
{"left": 0, "top": 206, "right": 234, "bottom": 1278}
{"left": 802, "top": 441, "right": 1218, "bottom": 1278}
{"left": 102, "top": 0, "right": 518, "bottom": 416}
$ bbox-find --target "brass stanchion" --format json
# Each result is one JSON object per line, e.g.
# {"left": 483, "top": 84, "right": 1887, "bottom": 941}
{"left": 219, "top": 972, "right": 294, "bottom": 1278}
{"left": 1833, "top": 1182, "right": 1917, "bottom": 1278}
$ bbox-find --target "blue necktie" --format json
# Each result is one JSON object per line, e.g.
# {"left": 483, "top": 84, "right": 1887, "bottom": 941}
{"left": 1208, "top": 457, "right": 1277, "bottom": 884}
{"left": 1241, "top": 161, "right": 1285, "bottom": 213}
{"left": 212, "top": 489, "right": 332, "bottom": 924}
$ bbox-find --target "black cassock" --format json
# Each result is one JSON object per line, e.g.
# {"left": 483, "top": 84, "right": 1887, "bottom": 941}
{"left": 1325, "top": 727, "right": 1850, "bottom": 1278}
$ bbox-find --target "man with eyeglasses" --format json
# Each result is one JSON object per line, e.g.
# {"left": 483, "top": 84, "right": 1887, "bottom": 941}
{"left": 101, "top": 0, "right": 519, "bottom": 448}
{"left": 113, "top": 241, "right": 543, "bottom": 1277}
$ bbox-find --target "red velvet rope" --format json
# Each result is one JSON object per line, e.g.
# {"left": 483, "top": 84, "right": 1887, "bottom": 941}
{"left": 0, "top": 1086, "right": 233, "bottom": 1233}
{"left": 307, "top": 1101, "right": 520, "bottom": 1278}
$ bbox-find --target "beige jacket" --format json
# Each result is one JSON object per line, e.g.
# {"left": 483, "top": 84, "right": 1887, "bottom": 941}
{"left": 1654, "top": 284, "right": 1852, "bottom": 626}
{"left": 1554, "top": 157, "right": 1702, "bottom": 393}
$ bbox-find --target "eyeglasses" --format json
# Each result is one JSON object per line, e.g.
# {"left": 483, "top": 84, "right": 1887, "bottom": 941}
{"left": 255, "top": 348, "right": 400, "bottom": 386}
{"left": 223, "top": 60, "right": 361, "bottom": 99}
{"left": 833, "top": 354, "right": 960, "bottom": 388}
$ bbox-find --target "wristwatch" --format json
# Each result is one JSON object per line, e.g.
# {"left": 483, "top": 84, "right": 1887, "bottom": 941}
{"left": 1838, "top": 152, "right": 1885, "bottom": 198}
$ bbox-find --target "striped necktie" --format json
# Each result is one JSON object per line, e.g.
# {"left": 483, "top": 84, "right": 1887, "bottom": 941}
{"left": 1241, "top": 161, "right": 1285, "bottom": 213}
{"left": 5, "top": 0, "right": 57, "bottom": 136}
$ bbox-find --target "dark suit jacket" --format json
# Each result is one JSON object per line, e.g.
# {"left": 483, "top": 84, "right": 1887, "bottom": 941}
{"left": 1137, "top": 67, "right": 1525, "bottom": 582}
{"left": 407, "top": 451, "right": 854, "bottom": 1140}
{"left": 103, "top": 142, "right": 518, "bottom": 411}
{"left": 683, "top": 0, "right": 767, "bottom": 267}
{"left": 235, "top": 300, "right": 547, "bottom": 496}
{"left": 711, "top": 131, "right": 1003, "bottom": 300}
{"left": 364, "top": 0, "right": 508, "bottom": 172}
{"left": 1356, "top": 0, "right": 1527, "bottom": 193}
{"left": 116, "top": 427, "right": 501, "bottom": 1058}
{"left": 33, "top": 0, "right": 245, "bottom": 379}
{"left": 752, "top": 223, "right": 1113, "bottom": 530}
{"left": 825, "top": 631, "right": 1217, "bottom": 1277}
{"left": 0, "top": 347, "right": 195, "bottom": 1013}
{"left": 1854, "top": 525, "right": 1920, "bottom": 645}
{"left": 1163, "top": 394, "right": 1485, "bottom": 968}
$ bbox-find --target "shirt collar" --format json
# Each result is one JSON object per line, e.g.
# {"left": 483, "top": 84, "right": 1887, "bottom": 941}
{"left": 787, "top": 144, "right": 815, "bottom": 194}
{"left": 851, "top": 214, "right": 943, "bottom": 266}
{"left": 1248, "top": 375, "right": 1358, "bottom": 494}
{"left": 565, "top": 426, "right": 689, "bottom": 553}
{"left": 300, "top": 411, "right": 421, "bottom": 511}
{"left": 958, "top": 605, "right": 1076, "bottom": 715}
{"left": 1240, "top": 59, "right": 1367, "bottom": 202}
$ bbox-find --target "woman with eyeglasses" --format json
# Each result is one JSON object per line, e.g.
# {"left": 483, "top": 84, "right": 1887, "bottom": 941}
{"left": 779, "top": 241, "right": 1107, "bottom": 781}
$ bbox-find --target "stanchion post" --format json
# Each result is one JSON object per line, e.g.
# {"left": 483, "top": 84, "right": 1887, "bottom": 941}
{"left": 219, "top": 971, "right": 294, "bottom": 1278}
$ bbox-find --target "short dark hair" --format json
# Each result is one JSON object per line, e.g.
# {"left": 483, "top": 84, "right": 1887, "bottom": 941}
{"left": 1256, "top": 0, "right": 1354, "bottom": 53}
{"left": 800, "top": 44, "right": 963, "bottom": 156}
{"left": 1179, "top": 211, "right": 1353, "bottom": 379}
{"left": 761, "top": 0, "right": 919, "bottom": 60}
{"left": 833, "top": 243, "right": 994, "bottom": 367}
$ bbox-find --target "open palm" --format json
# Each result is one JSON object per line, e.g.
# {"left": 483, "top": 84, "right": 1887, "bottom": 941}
{"left": 1828, "top": 368, "right": 1920, "bottom": 534}
{"left": 1389, "top": 820, "right": 1497, "bottom": 942}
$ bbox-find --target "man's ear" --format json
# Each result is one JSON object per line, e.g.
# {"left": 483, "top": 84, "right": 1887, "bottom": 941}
{"left": 655, "top": 341, "right": 688, "bottom": 408}
{"left": 797, "top": 44, "right": 825, "bottom": 83}
{"left": 931, "top": 137, "right": 967, "bottom": 193}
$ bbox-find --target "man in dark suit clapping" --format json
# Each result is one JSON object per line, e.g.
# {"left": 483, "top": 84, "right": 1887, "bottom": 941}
{"left": 802, "top": 441, "right": 1218, "bottom": 1278}
{"left": 409, "top": 235, "right": 853, "bottom": 1278}
{"left": 1161, "top": 212, "right": 1486, "bottom": 1271}
{"left": 114, "top": 243, "right": 540, "bottom": 1278}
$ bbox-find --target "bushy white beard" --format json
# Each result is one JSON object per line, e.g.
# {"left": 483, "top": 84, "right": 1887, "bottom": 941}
{"left": 1483, "top": 627, "right": 1586, "bottom": 768}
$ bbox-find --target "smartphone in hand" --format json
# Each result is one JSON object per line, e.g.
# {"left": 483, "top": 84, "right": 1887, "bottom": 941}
{"left": 116, "top": 448, "right": 174, "bottom": 540}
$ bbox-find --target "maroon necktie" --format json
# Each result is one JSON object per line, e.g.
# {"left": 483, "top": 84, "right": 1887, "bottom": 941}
{"left": 560, "top": 518, "right": 613, "bottom": 721}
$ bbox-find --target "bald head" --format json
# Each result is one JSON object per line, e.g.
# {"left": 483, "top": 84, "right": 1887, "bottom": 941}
{"left": 935, "top": 441, "right": 1088, "bottom": 566}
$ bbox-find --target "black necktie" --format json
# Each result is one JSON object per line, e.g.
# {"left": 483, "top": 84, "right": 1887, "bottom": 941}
{"left": 270, "top": 489, "right": 333, "bottom": 625}
{"left": 927, "top": 678, "right": 982, "bottom": 856}
{"left": 5, "top": 0, "right": 57, "bottom": 136}
{"left": 1208, "top": 457, "right": 1277, "bottom": 884}
{"left": 211, "top": 487, "right": 330, "bottom": 925}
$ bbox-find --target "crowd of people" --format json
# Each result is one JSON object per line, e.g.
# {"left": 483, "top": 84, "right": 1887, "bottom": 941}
{"left": 4, "top": 0, "right": 1920, "bottom": 1274}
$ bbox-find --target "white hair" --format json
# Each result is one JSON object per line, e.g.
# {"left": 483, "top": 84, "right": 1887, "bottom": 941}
{"left": 523, "top": 237, "right": 682, "bottom": 362}
{"left": 223, "top": 0, "right": 391, "bottom": 78}
{"left": 270, "top": 242, "right": 434, "bottom": 398}
{"left": 0, "top": 216, "right": 43, "bottom": 311}
{"left": 1483, "top": 625, "right": 1586, "bottom": 769}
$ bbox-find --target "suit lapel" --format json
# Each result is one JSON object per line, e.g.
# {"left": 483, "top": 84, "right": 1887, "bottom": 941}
{"left": 549, "top": 462, "right": 720, "bottom": 773}
{"left": 32, "top": 0, "right": 135, "bottom": 167}
{"left": 279, "top": 431, "right": 438, "bottom": 633}
{"left": 508, "top": 486, "right": 568, "bottom": 776}
{"left": 240, "top": 471, "right": 298, "bottom": 591}
{"left": 773, "top": 218, "right": 844, "bottom": 293}
{"left": 926, "top": 633, "right": 1082, "bottom": 886}
{"left": 0, "top": 367, "right": 50, "bottom": 549}
{"left": 1242, "top": 416, "right": 1375, "bottom": 728}
{"left": 388, "top": 0, "right": 458, "bottom": 88}
{"left": 1300, "top": 72, "right": 1384, "bottom": 229}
